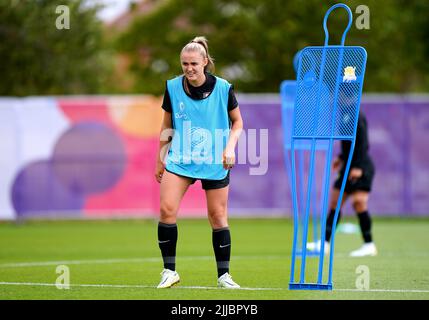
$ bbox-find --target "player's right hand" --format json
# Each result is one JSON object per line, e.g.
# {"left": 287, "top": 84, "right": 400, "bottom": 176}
{"left": 155, "top": 161, "right": 165, "bottom": 183}
{"left": 222, "top": 147, "right": 236, "bottom": 170}
{"left": 333, "top": 157, "right": 343, "bottom": 170}
{"left": 348, "top": 168, "right": 363, "bottom": 181}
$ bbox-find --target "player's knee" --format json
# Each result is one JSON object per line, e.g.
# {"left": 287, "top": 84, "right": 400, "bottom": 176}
{"left": 160, "top": 201, "right": 178, "bottom": 219}
{"left": 208, "top": 208, "right": 227, "bottom": 228}
{"left": 352, "top": 199, "right": 367, "bottom": 213}
{"left": 329, "top": 197, "right": 340, "bottom": 209}
{"left": 329, "top": 189, "right": 341, "bottom": 209}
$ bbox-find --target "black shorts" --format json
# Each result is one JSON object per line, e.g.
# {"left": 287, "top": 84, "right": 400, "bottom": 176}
{"left": 334, "top": 162, "right": 375, "bottom": 193}
{"left": 165, "top": 169, "right": 230, "bottom": 190}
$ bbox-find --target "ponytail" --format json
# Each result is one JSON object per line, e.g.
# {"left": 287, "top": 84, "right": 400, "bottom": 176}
{"left": 181, "top": 36, "right": 215, "bottom": 73}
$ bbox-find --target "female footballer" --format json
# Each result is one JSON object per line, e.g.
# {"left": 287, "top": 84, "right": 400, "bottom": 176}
{"left": 307, "top": 111, "right": 377, "bottom": 257}
{"left": 154, "top": 36, "right": 243, "bottom": 288}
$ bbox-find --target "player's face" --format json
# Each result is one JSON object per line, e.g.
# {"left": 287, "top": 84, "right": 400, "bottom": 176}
{"left": 180, "top": 50, "right": 208, "bottom": 86}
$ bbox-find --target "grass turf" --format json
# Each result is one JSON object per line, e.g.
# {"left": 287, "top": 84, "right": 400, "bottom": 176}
{"left": 0, "top": 217, "right": 428, "bottom": 300}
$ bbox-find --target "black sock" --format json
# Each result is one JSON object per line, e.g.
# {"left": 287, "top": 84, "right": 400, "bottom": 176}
{"left": 357, "top": 211, "right": 372, "bottom": 243}
{"left": 158, "top": 222, "right": 178, "bottom": 271}
{"left": 212, "top": 227, "right": 231, "bottom": 278}
{"left": 325, "top": 209, "right": 342, "bottom": 242}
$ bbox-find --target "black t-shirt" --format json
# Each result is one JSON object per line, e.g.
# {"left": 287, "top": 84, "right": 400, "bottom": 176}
{"left": 339, "top": 112, "right": 373, "bottom": 169}
{"left": 161, "top": 73, "right": 238, "bottom": 113}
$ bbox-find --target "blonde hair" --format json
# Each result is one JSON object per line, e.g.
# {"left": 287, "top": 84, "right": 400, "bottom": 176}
{"left": 181, "top": 36, "right": 215, "bottom": 73}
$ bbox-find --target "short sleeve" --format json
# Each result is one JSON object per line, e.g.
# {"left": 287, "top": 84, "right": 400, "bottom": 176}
{"left": 227, "top": 85, "right": 239, "bottom": 111}
{"left": 161, "top": 82, "right": 172, "bottom": 113}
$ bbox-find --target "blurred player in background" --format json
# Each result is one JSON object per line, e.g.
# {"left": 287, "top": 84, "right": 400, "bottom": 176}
{"left": 308, "top": 111, "right": 377, "bottom": 257}
{"left": 154, "top": 36, "right": 243, "bottom": 288}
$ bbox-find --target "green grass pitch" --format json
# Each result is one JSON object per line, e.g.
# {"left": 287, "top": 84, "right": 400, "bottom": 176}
{"left": 0, "top": 217, "right": 428, "bottom": 300}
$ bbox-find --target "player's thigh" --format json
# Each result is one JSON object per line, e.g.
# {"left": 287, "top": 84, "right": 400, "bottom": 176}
{"left": 160, "top": 170, "right": 193, "bottom": 214}
{"left": 329, "top": 188, "right": 349, "bottom": 209}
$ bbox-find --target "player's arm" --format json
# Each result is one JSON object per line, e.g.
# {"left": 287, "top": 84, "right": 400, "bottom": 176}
{"left": 155, "top": 111, "right": 173, "bottom": 183}
{"left": 332, "top": 157, "right": 343, "bottom": 170}
{"left": 350, "top": 117, "right": 367, "bottom": 169}
{"left": 348, "top": 117, "right": 367, "bottom": 180}
{"left": 223, "top": 107, "right": 243, "bottom": 169}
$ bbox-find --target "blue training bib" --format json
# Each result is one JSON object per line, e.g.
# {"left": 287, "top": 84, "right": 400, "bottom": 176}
{"left": 165, "top": 75, "right": 231, "bottom": 180}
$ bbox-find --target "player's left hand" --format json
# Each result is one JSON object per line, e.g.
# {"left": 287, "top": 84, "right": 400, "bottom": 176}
{"left": 348, "top": 168, "right": 363, "bottom": 181}
{"left": 222, "top": 148, "right": 235, "bottom": 170}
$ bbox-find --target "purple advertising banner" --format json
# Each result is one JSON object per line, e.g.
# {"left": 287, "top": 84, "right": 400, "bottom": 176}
{"left": 1, "top": 94, "right": 428, "bottom": 219}
{"left": 230, "top": 94, "right": 429, "bottom": 216}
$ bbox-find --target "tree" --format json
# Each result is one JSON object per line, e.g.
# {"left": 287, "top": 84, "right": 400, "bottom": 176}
{"left": 115, "top": 0, "right": 429, "bottom": 94}
{"left": 0, "top": 0, "right": 112, "bottom": 96}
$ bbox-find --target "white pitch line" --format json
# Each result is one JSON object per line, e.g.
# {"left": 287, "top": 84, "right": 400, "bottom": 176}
{"left": 0, "top": 282, "right": 282, "bottom": 291}
{"left": 335, "top": 288, "right": 429, "bottom": 294}
{"left": 0, "top": 255, "right": 286, "bottom": 268}
{"left": 0, "top": 282, "right": 428, "bottom": 293}
{"left": 0, "top": 256, "right": 209, "bottom": 268}
{"left": 0, "top": 258, "right": 157, "bottom": 268}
